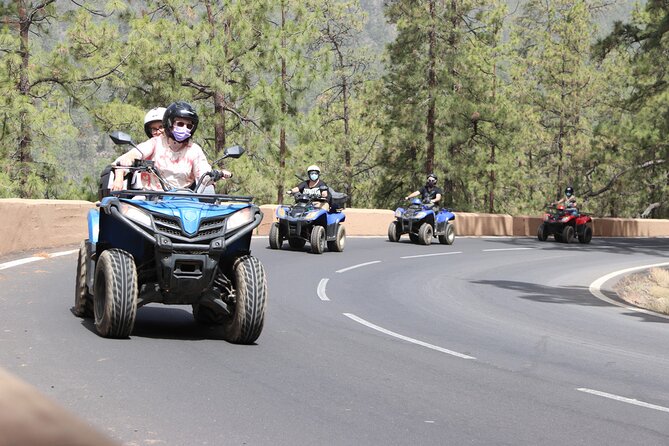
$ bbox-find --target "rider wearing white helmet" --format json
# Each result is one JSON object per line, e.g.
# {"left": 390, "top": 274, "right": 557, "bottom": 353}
{"left": 288, "top": 165, "right": 330, "bottom": 210}
{"left": 143, "top": 107, "right": 167, "bottom": 138}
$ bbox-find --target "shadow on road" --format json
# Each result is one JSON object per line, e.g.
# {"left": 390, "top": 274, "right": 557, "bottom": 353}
{"left": 484, "top": 237, "right": 669, "bottom": 257}
{"left": 77, "top": 305, "right": 258, "bottom": 343}
{"left": 472, "top": 279, "right": 669, "bottom": 324}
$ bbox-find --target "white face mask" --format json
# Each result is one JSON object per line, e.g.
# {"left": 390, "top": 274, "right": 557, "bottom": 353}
{"left": 309, "top": 173, "right": 319, "bottom": 181}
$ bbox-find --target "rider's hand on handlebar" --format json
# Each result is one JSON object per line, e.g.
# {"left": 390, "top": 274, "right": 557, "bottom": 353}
{"left": 210, "top": 169, "right": 233, "bottom": 181}
{"left": 111, "top": 172, "right": 125, "bottom": 191}
{"left": 115, "top": 153, "right": 136, "bottom": 167}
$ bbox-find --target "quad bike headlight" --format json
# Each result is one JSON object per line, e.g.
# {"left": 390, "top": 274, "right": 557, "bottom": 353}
{"left": 227, "top": 207, "right": 255, "bottom": 231}
{"left": 414, "top": 211, "right": 427, "bottom": 219}
{"left": 395, "top": 209, "right": 403, "bottom": 218}
{"left": 305, "top": 210, "right": 321, "bottom": 220}
{"left": 561, "top": 216, "right": 571, "bottom": 223}
{"left": 276, "top": 206, "right": 288, "bottom": 218}
{"left": 119, "top": 202, "right": 152, "bottom": 227}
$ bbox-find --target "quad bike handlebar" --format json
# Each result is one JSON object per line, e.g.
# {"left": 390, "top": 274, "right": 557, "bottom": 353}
{"left": 288, "top": 192, "right": 328, "bottom": 203}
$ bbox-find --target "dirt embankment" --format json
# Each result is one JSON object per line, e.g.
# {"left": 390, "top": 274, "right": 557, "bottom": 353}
{"left": 615, "top": 268, "right": 669, "bottom": 315}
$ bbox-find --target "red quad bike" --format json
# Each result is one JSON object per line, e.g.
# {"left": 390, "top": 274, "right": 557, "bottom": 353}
{"left": 537, "top": 204, "right": 592, "bottom": 244}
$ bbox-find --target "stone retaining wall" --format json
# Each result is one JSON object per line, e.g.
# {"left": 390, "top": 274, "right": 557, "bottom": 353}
{"left": 1, "top": 199, "right": 667, "bottom": 256}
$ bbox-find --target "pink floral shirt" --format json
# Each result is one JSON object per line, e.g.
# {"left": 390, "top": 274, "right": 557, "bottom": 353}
{"left": 132, "top": 136, "right": 212, "bottom": 191}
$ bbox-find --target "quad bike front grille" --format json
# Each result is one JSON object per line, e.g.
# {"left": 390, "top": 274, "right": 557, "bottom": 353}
{"left": 154, "top": 215, "right": 182, "bottom": 233}
{"left": 289, "top": 207, "right": 309, "bottom": 218}
{"left": 151, "top": 214, "right": 228, "bottom": 242}
{"left": 198, "top": 218, "right": 226, "bottom": 237}
{"left": 403, "top": 207, "right": 422, "bottom": 218}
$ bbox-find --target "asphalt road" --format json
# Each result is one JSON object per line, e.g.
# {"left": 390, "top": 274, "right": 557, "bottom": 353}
{"left": 1, "top": 236, "right": 668, "bottom": 445}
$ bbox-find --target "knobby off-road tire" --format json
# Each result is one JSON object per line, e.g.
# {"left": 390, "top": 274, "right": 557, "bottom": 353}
{"left": 439, "top": 223, "right": 455, "bottom": 245}
{"left": 388, "top": 221, "right": 400, "bottom": 242}
{"left": 328, "top": 225, "right": 346, "bottom": 252}
{"left": 74, "top": 240, "right": 94, "bottom": 317}
{"left": 310, "top": 225, "right": 326, "bottom": 254}
{"left": 93, "top": 249, "right": 138, "bottom": 338}
{"left": 418, "top": 223, "right": 433, "bottom": 245}
{"left": 578, "top": 226, "right": 593, "bottom": 244}
{"left": 223, "top": 255, "right": 268, "bottom": 344}
{"left": 537, "top": 224, "right": 548, "bottom": 241}
{"left": 268, "top": 222, "right": 282, "bottom": 250}
{"left": 562, "top": 225, "right": 574, "bottom": 244}
{"left": 288, "top": 238, "right": 306, "bottom": 250}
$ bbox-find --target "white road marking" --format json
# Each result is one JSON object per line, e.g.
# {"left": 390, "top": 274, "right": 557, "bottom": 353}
{"left": 577, "top": 388, "right": 669, "bottom": 413}
{"left": 317, "top": 278, "right": 330, "bottom": 301}
{"left": 401, "top": 251, "right": 462, "bottom": 259}
{"left": 49, "top": 249, "right": 77, "bottom": 257}
{"left": 336, "top": 261, "right": 381, "bottom": 274}
{"left": 0, "top": 249, "right": 78, "bottom": 271}
{"left": 0, "top": 257, "right": 42, "bottom": 270}
{"left": 343, "top": 313, "right": 476, "bottom": 360}
{"left": 588, "top": 261, "right": 669, "bottom": 320}
{"left": 482, "top": 248, "right": 534, "bottom": 252}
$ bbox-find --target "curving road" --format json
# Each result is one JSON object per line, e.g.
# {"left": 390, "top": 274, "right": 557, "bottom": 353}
{"left": 1, "top": 236, "right": 669, "bottom": 445}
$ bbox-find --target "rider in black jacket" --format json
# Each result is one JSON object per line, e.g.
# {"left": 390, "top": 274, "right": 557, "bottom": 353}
{"left": 405, "top": 173, "right": 442, "bottom": 208}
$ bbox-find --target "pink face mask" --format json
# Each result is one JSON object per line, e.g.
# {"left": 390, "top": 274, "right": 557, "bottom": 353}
{"left": 172, "top": 126, "right": 191, "bottom": 142}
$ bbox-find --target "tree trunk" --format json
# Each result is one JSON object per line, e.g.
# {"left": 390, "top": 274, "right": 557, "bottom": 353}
{"left": 425, "top": 0, "right": 436, "bottom": 175}
{"left": 343, "top": 74, "right": 352, "bottom": 206}
{"left": 18, "top": 0, "right": 32, "bottom": 198}
{"left": 213, "top": 92, "right": 226, "bottom": 153}
{"left": 278, "top": 2, "right": 287, "bottom": 205}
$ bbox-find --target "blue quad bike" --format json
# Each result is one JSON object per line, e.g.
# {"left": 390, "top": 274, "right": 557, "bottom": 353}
{"left": 388, "top": 198, "right": 456, "bottom": 245}
{"left": 268, "top": 192, "right": 347, "bottom": 254}
{"left": 73, "top": 131, "right": 267, "bottom": 344}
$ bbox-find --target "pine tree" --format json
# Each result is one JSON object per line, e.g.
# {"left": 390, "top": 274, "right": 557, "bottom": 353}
{"left": 310, "top": 0, "right": 378, "bottom": 207}
{"left": 509, "top": 0, "right": 608, "bottom": 212}
{"left": 592, "top": 1, "right": 669, "bottom": 217}
{"left": 377, "top": 0, "right": 512, "bottom": 211}
{"left": 0, "top": 1, "right": 120, "bottom": 198}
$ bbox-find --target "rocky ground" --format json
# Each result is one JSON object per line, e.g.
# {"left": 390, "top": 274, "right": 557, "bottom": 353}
{"left": 616, "top": 267, "right": 669, "bottom": 315}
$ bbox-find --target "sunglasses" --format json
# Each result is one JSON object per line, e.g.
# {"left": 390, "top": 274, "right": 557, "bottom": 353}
{"left": 174, "top": 121, "right": 194, "bottom": 130}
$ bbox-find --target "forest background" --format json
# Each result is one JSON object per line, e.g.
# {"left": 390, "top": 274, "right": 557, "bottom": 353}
{"left": 1, "top": 0, "right": 667, "bottom": 218}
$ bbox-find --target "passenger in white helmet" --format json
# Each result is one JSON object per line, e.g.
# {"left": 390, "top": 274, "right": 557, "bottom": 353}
{"left": 143, "top": 107, "right": 166, "bottom": 138}
{"left": 288, "top": 165, "right": 330, "bottom": 210}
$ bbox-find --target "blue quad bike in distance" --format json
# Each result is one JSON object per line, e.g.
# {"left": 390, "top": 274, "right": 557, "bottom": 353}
{"left": 388, "top": 198, "right": 456, "bottom": 245}
{"left": 268, "top": 192, "right": 347, "bottom": 254}
{"left": 73, "top": 131, "right": 267, "bottom": 344}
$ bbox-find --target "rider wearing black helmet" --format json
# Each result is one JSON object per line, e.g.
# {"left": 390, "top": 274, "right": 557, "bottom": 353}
{"left": 162, "top": 101, "right": 199, "bottom": 143}
{"left": 405, "top": 173, "right": 442, "bottom": 207}
{"left": 555, "top": 186, "right": 578, "bottom": 215}
{"left": 556, "top": 186, "right": 577, "bottom": 208}
{"left": 112, "top": 101, "right": 230, "bottom": 191}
